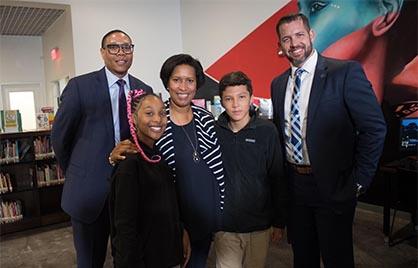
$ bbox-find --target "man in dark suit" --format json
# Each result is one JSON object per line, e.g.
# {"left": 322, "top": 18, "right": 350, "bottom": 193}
{"left": 270, "top": 14, "right": 386, "bottom": 268}
{"left": 51, "top": 29, "right": 152, "bottom": 268}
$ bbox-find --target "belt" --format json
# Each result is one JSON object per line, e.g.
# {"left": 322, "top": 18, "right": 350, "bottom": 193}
{"left": 287, "top": 162, "right": 313, "bottom": 175}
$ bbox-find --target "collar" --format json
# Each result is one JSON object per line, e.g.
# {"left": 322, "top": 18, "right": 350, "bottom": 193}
{"left": 291, "top": 49, "right": 318, "bottom": 77}
{"left": 104, "top": 67, "right": 129, "bottom": 88}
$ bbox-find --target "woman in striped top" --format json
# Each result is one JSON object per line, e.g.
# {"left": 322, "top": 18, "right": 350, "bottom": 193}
{"left": 155, "top": 54, "right": 225, "bottom": 268}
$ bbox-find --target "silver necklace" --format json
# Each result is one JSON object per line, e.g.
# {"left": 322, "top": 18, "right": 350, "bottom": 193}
{"left": 181, "top": 120, "right": 200, "bottom": 163}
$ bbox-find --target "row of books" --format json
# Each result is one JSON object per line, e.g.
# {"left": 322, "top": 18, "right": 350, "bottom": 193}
{"left": 0, "top": 200, "right": 23, "bottom": 224}
{"left": 0, "top": 140, "right": 19, "bottom": 164}
{"left": 1, "top": 137, "right": 55, "bottom": 164}
{"left": 0, "top": 171, "right": 33, "bottom": 192}
{"left": 35, "top": 164, "right": 65, "bottom": 187}
{"left": 1, "top": 164, "right": 65, "bottom": 194}
{"left": 33, "top": 136, "right": 54, "bottom": 160}
{"left": 0, "top": 173, "right": 13, "bottom": 194}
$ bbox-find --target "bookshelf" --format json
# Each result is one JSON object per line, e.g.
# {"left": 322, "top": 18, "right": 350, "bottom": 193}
{"left": 0, "top": 130, "right": 69, "bottom": 235}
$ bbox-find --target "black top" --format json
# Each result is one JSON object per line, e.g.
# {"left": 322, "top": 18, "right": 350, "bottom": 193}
{"left": 216, "top": 112, "right": 288, "bottom": 232}
{"left": 109, "top": 143, "right": 182, "bottom": 268}
{"left": 172, "top": 121, "right": 221, "bottom": 241}
{"left": 155, "top": 102, "right": 226, "bottom": 211}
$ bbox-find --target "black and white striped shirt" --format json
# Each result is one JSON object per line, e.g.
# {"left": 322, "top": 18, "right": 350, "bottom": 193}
{"left": 155, "top": 101, "right": 226, "bottom": 209}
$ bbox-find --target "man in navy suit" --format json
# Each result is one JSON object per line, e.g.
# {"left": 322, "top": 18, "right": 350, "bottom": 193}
{"left": 51, "top": 29, "right": 152, "bottom": 267}
{"left": 271, "top": 14, "right": 386, "bottom": 268}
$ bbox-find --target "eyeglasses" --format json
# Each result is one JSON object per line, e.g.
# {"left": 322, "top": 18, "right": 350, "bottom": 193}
{"left": 105, "top": 44, "right": 134, "bottom": 55}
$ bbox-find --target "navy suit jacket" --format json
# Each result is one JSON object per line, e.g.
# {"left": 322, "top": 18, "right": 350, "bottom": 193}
{"left": 271, "top": 55, "right": 386, "bottom": 205}
{"left": 51, "top": 68, "right": 152, "bottom": 223}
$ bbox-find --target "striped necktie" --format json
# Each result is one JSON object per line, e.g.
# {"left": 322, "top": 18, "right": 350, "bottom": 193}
{"left": 290, "top": 68, "right": 305, "bottom": 164}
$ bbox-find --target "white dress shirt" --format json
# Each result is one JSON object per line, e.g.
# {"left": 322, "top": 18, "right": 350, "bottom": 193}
{"left": 284, "top": 50, "right": 318, "bottom": 165}
{"left": 105, "top": 67, "right": 130, "bottom": 144}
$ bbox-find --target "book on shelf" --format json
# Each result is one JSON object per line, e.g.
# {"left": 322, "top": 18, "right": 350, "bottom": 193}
{"left": 0, "top": 110, "right": 22, "bottom": 133}
{"left": 36, "top": 164, "right": 65, "bottom": 187}
{"left": 36, "top": 113, "right": 50, "bottom": 130}
{"left": 18, "top": 139, "right": 33, "bottom": 162}
{"left": 0, "top": 139, "right": 19, "bottom": 164}
{"left": 40, "top": 106, "right": 54, "bottom": 127}
{"left": 34, "top": 136, "right": 54, "bottom": 159}
{"left": 0, "top": 173, "right": 13, "bottom": 194}
{"left": 0, "top": 200, "right": 23, "bottom": 224}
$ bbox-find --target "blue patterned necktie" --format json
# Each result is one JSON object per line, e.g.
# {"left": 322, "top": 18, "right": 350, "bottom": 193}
{"left": 290, "top": 68, "right": 305, "bottom": 164}
{"left": 117, "top": 79, "right": 130, "bottom": 141}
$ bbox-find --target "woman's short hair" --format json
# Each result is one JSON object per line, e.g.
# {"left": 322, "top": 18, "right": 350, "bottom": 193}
{"left": 160, "top": 54, "right": 205, "bottom": 90}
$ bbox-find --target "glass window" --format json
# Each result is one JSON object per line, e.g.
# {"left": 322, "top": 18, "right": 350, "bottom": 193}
{"left": 9, "top": 91, "right": 36, "bottom": 131}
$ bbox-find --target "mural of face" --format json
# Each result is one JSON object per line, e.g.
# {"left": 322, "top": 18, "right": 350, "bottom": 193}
{"left": 298, "top": 0, "right": 409, "bottom": 104}
{"left": 298, "top": 0, "right": 383, "bottom": 52}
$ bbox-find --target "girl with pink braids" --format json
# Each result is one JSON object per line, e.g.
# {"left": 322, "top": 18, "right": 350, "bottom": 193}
{"left": 109, "top": 90, "right": 190, "bottom": 267}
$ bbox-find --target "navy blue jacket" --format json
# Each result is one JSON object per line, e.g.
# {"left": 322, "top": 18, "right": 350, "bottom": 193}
{"left": 271, "top": 55, "right": 386, "bottom": 206}
{"left": 51, "top": 67, "right": 152, "bottom": 223}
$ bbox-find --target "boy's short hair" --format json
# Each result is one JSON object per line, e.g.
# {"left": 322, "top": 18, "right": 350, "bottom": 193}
{"left": 218, "top": 71, "right": 253, "bottom": 97}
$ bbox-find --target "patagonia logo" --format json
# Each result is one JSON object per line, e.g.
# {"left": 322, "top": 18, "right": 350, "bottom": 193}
{"left": 245, "top": 138, "right": 256, "bottom": 143}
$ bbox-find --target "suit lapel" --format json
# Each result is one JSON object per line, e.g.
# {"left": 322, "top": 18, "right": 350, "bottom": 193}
{"left": 307, "top": 55, "right": 327, "bottom": 130}
{"left": 97, "top": 68, "right": 115, "bottom": 142}
{"left": 278, "top": 69, "right": 291, "bottom": 134}
{"left": 128, "top": 74, "right": 136, "bottom": 90}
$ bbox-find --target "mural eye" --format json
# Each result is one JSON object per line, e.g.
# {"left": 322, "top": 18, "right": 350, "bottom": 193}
{"left": 310, "top": 1, "right": 327, "bottom": 13}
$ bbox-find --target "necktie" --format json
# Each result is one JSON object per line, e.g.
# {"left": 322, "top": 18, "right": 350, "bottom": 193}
{"left": 117, "top": 79, "right": 130, "bottom": 141}
{"left": 290, "top": 68, "right": 305, "bottom": 164}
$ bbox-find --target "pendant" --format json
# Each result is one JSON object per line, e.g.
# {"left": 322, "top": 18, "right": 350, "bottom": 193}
{"left": 192, "top": 151, "right": 200, "bottom": 163}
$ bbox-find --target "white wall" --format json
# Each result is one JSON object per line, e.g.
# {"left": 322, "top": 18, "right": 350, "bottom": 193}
{"left": 43, "top": 4, "right": 75, "bottom": 84}
{"left": 0, "top": 36, "right": 44, "bottom": 83}
{"left": 0, "top": 36, "right": 46, "bottom": 110}
{"left": 42, "top": 3, "right": 75, "bottom": 110}
{"left": 2, "top": 0, "right": 290, "bottom": 102}
{"left": 181, "top": 0, "right": 289, "bottom": 70}
{"left": 25, "top": 0, "right": 183, "bottom": 99}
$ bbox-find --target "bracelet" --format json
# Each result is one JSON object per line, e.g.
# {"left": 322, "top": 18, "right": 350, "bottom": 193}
{"left": 108, "top": 155, "right": 116, "bottom": 166}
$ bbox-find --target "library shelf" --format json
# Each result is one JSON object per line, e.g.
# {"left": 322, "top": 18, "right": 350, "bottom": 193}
{"left": 0, "top": 130, "right": 69, "bottom": 235}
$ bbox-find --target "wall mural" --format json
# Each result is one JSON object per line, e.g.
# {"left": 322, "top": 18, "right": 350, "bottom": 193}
{"left": 207, "top": 0, "right": 417, "bottom": 112}
{"left": 205, "top": 0, "right": 417, "bottom": 161}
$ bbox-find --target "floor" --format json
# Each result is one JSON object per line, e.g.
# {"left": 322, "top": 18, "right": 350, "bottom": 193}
{"left": 0, "top": 204, "right": 416, "bottom": 268}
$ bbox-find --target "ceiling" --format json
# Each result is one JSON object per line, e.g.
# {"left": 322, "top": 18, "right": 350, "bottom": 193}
{"left": 0, "top": 4, "right": 65, "bottom": 36}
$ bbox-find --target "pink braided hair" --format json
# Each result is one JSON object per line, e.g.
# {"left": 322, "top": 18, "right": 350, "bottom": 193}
{"left": 126, "top": 89, "right": 162, "bottom": 163}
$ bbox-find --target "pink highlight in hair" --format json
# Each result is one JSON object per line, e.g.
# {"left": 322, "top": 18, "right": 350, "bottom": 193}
{"left": 126, "top": 89, "right": 161, "bottom": 163}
